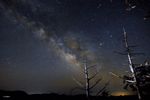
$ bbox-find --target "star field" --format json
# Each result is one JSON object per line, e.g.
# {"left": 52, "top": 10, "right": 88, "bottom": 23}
{"left": 0, "top": 0, "right": 150, "bottom": 95}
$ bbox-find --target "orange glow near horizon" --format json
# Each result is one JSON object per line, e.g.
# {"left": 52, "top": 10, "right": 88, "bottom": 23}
{"left": 111, "top": 91, "right": 134, "bottom": 96}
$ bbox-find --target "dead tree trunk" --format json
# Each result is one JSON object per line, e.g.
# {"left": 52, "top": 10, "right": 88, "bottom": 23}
{"left": 84, "top": 58, "right": 90, "bottom": 98}
{"left": 71, "top": 56, "right": 107, "bottom": 99}
{"left": 123, "top": 27, "right": 142, "bottom": 100}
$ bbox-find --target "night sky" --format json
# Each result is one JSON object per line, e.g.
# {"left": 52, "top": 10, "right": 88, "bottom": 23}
{"left": 0, "top": 0, "right": 150, "bottom": 95}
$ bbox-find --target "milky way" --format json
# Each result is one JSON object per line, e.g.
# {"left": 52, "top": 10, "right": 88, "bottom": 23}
{"left": 0, "top": 0, "right": 150, "bottom": 94}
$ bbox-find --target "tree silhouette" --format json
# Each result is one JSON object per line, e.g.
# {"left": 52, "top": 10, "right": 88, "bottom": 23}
{"left": 71, "top": 56, "right": 109, "bottom": 99}
{"left": 112, "top": 27, "right": 150, "bottom": 100}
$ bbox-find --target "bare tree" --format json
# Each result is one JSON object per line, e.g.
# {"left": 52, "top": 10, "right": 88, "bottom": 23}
{"left": 110, "top": 27, "right": 150, "bottom": 100}
{"left": 112, "top": 28, "right": 143, "bottom": 99}
{"left": 71, "top": 56, "right": 109, "bottom": 99}
{"left": 122, "top": 27, "right": 142, "bottom": 100}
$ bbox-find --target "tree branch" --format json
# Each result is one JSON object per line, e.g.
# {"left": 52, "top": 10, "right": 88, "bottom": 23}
{"left": 114, "top": 51, "right": 127, "bottom": 55}
{"left": 96, "top": 82, "right": 109, "bottom": 96}
{"left": 89, "top": 78, "right": 102, "bottom": 90}
{"left": 72, "top": 77, "right": 84, "bottom": 87}
{"left": 87, "top": 65, "right": 97, "bottom": 70}
{"left": 89, "top": 71, "right": 98, "bottom": 81}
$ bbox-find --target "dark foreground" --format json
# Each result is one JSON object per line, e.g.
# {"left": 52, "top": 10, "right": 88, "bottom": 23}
{"left": 0, "top": 90, "right": 150, "bottom": 100}
{"left": 1, "top": 95, "right": 150, "bottom": 100}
